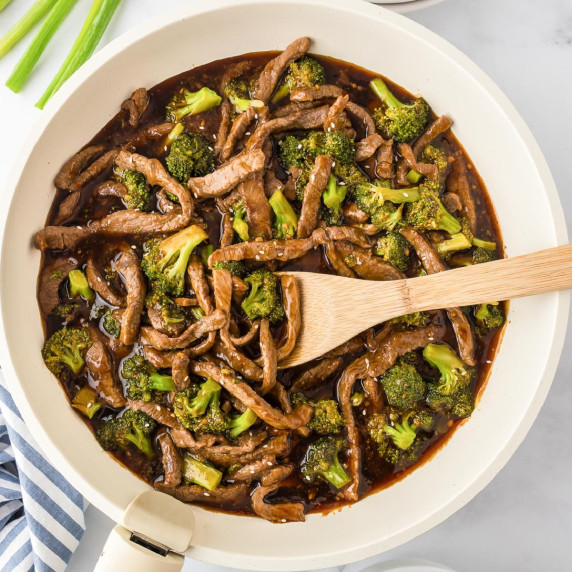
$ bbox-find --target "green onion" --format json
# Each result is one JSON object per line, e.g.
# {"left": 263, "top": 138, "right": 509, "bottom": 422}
{"left": 36, "top": 0, "right": 122, "bottom": 109}
{"left": 6, "top": 0, "right": 78, "bottom": 93}
{"left": 0, "top": 0, "right": 58, "bottom": 59}
{"left": 0, "top": 0, "right": 15, "bottom": 14}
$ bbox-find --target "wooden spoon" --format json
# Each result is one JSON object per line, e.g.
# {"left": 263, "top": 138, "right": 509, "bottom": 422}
{"left": 279, "top": 244, "right": 572, "bottom": 368}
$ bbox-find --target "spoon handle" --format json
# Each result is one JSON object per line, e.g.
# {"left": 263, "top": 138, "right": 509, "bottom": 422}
{"left": 402, "top": 244, "right": 572, "bottom": 314}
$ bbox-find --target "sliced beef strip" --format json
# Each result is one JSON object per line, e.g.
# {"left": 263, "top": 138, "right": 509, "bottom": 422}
{"left": 157, "top": 430, "right": 182, "bottom": 487}
{"left": 215, "top": 99, "right": 232, "bottom": 158}
{"left": 290, "top": 85, "right": 344, "bottom": 102}
{"left": 187, "top": 256, "right": 214, "bottom": 314}
{"left": 230, "top": 317, "right": 259, "bottom": 345}
{"left": 345, "top": 102, "right": 376, "bottom": 136}
{"left": 375, "top": 138, "right": 395, "bottom": 179}
{"left": 53, "top": 191, "right": 82, "bottom": 225}
{"left": 38, "top": 257, "right": 78, "bottom": 316}
{"left": 227, "top": 456, "right": 276, "bottom": 483}
{"left": 147, "top": 306, "right": 186, "bottom": 337}
{"left": 171, "top": 352, "right": 191, "bottom": 392}
{"left": 297, "top": 155, "right": 332, "bottom": 239}
{"left": 86, "top": 255, "right": 125, "bottom": 307}
{"left": 259, "top": 318, "right": 278, "bottom": 395}
{"left": 271, "top": 100, "right": 318, "bottom": 118}
{"left": 238, "top": 173, "right": 273, "bottom": 239}
{"left": 115, "top": 249, "right": 145, "bottom": 345}
{"left": 338, "top": 323, "right": 446, "bottom": 501}
{"left": 251, "top": 467, "right": 305, "bottom": 523}
{"left": 442, "top": 192, "right": 463, "bottom": 214}
{"left": 270, "top": 382, "right": 292, "bottom": 414}
{"left": 335, "top": 241, "right": 405, "bottom": 281}
{"left": 68, "top": 149, "right": 119, "bottom": 193}
{"left": 143, "top": 331, "right": 217, "bottom": 368}
{"left": 125, "top": 122, "right": 176, "bottom": 149}
{"left": 207, "top": 226, "right": 368, "bottom": 265}
{"left": 342, "top": 202, "right": 369, "bottom": 224}
{"left": 54, "top": 144, "right": 107, "bottom": 190}
{"left": 290, "top": 357, "right": 343, "bottom": 393}
{"left": 355, "top": 133, "right": 383, "bottom": 162}
{"left": 95, "top": 180, "right": 127, "bottom": 200}
{"left": 397, "top": 143, "right": 438, "bottom": 182}
{"left": 213, "top": 268, "right": 234, "bottom": 348}
{"left": 36, "top": 151, "right": 193, "bottom": 251}
{"left": 246, "top": 106, "right": 329, "bottom": 152}
{"left": 324, "top": 240, "right": 356, "bottom": 278}
{"left": 323, "top": 94, "right": 350, "bottom": 133}
{"left": 220, "top": 105, "right": 258, "bottom": 162}
{"left": 212, "top": 339, "right": 263, "bottom": 382}
{"left": 189, "top": 361, "right": 312, "bottom": 430}
{"left": 446, "top": 150, "right": 477, "bottom": 233}
{"left": 188, "top": 149, "right": 266, "bottom": 198}
{"left": 263, "top": 169, "right": 286, "bottom": 198}
{"left": 85, "top": 327, "right": 126, "bottom": 409}
{"left": 219, "top": 212, "right": 234, "bottom": 248}
{"left": 324, "top": 334, "right": 365, "bottom": 358}
{"left": 128, "top": 400, "right": 183, "bottom": 429}
{"left": 399, "top": 226, "right": 476, "bottom": 365}
{"left": 276, "top": 274, "right": 301, "bottom": 362}
{"left": 412, "top": 115, "right": 453, "bottom": 157}
{"left": 140, "top": 309, "right": 226, "bottom": 351}
{"left": 121, "top": 88, "right": 149, "bottom": 128}
{"left": 156, "top": 483, "right": 251, "bottom": 506}
{"left": 253, "top": 37, "right": 311, "bottom": 103}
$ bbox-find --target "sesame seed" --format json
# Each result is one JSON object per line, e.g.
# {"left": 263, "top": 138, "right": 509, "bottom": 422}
{"left": 87, "top": 402, "right": 92, "bottom": 408}
{"left": 76, "top": 226, "right": 82, "bottom": 230}
{"left": 259, "top": 250, "right": 264, "bottom": 254}
{"left": 254, "top": 114, "right": 258, "bottom": 119}
{"left": 332, "top": 162, "right": 336, "bottom": 167}
{"left": 204, "top": 492, "right": 210, "bottom": 496}
{"left": 156, "top": 406, "right": 161, "bottom": 411}
{"left": 486, "top": 360, "right": 492, "bottom": 364}
{"left": 131, "top": 245, "right": 136, "bottom": 249}
{"left": 245, "top": 132, "right": 251, "bottom": 136}
{"left": 403, "top": 192, "right": 408, "bottom": 197}
{"left": 199, "top": 125, "right": 205, "bottom": 130}
{"left": 297, "top": 144, "right": 302, "bottom": 149}
{"left": 364, "top": 165, "right": 370, "bottom": 169}
{"left": 281, "top": 519, "right": 287, "bottom": 523}
{"left": 255, "top": 255, "right": 260, "bottom": 260}
{"left": 331, "top": 122, "right": 335, "bottom": 129}
{"left": 213, "top": 134, "right": 217, "bottom": 139}
{"left": 208, "top": 146, "right": 214, "bottom": 151}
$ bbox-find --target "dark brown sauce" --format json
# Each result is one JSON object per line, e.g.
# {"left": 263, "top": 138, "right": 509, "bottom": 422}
{"left": 38, "top": 51, "right": 505, "bottom": 517}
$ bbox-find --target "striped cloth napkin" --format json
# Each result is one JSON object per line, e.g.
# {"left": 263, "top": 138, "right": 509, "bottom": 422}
{"left": 0, "top": 372, "right": 85, "bottom": 572}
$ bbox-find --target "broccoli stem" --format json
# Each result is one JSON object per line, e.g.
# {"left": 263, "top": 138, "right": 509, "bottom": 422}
{"left": 384, "top": 186, "right": 420, "bottom": 204}
{"left": 166, "top": 122, "right": 185, "bottom": 145}
{"left": 124, "top": 427, "right": 154, "bottom": 460}
{"left": 0, "top": 0, "right": 58, "bottom": 59}
{"left": 406, "top": 169, "right": 423, "bottom": 184}
{"left": 324, "top": 456, "right": 351, "bottom": 489}
{"left": 269, "top": 188, "right": 298, "bottom": 238}
{"left": 436, "top": 232, "right": 472, "bottom": 257}
{"left": 232, "top": 204, "right": 249, "bottom": 242}
{"left": 148, "top": 372, "right": 175, "bottom": 392}
{"left": 271, "top": 82, "right": 291, "bottom": 103}
{"left": 322, "top": 175, "right": 348, "bottom": 212}
{"left": 472, "top": 237, "right": 496, "bottom": 250}
{"left": 189, "top": 378, "right": 221, "bottom": 417}
{"left": 229, "top": 408, "right": 257, "bottom": 438}
{"left": 183, "top": 455, "right": 222, "bottom": 490}
{"left": 68, "top": 269, "right": 95, "bottom": 302}
{"left": 438, "top": 207, "right": 462, "bottom": 235}
{"left": 36, "top": 0, "right": 122, "bottom": 109}
{"left": 370, "top": 77, "right": 403, "bottom": 110}
{"left": 6, "top": 0, "right": 78, "bottom": 93}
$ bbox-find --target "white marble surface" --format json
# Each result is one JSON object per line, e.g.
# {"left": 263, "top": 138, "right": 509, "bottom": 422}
{"left": 0, "top": 0, "right": 571, "bottom": 570}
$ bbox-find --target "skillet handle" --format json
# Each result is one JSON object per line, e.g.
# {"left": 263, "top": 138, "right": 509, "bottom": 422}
{"left": 94, "top": 525, "right": 185, "bottom": 572}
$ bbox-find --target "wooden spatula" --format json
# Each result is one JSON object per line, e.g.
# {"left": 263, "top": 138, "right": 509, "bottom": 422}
{"left": 279, "top": 244, "right": 572, "bottom": 368}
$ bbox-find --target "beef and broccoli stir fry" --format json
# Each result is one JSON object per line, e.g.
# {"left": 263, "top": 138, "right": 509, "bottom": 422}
{"left": 35, "top": 37, "right": 505, "bottom": 522}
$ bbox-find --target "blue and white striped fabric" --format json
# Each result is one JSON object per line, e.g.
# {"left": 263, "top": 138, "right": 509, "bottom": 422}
{"left": 0, "top": 372, "right": 85, "bottom": 572}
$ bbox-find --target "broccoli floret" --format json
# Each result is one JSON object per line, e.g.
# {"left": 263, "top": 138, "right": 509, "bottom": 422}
{"left": 166, "top": 86, "right": 222, "bottom": 122}
{"left": 182, "top": 454, "right": 222, "bottom": 490}
{"left": 379, "top": 360, "right": 426, "bottom": 410}
{"left": 96, "top": 409, "right": 157, "bottom": 459}
{"left": 473, "top": 247, "right": 497, "bottom": 264}
{"left": 426, "top": 385, "right": 474, "bottom": 418}
{"left": 115, "top": 169, "right": 152, "bottom": 211}
{"left": 423, "top": 343, "right": 475, "bottom": 396}
{"left": 391, "top": 312, "right": 429, "bottom": 328}
{"left": 102, "top": 311, "right": 121, "bottom": 339}
{"left": 228, "top": 408, "right": 257, "bottom": 438}
{"left": 223, "top": 78, "right": 264, "bottom": 113}
{"left": 301, "top": 435, "right": 351, "bottom": 489}
{"left": 436, "top": 232, "right": 473, "bottom": 259}
{"left": 272, "top": 56, "right": 325, "bottom": 102}
{"left": 145, "top": 289, "right": 189, "bottom": 332}
{"left": 405, "top": 181, "right": 461, "bottom": 235}
{"left": 384, "top": 415, "right": 417, "bottom": 450}
{"left": 354, "top": 181, "right": 420, "bottom": 224}
{"left": 292, "top": 393, "right": 343, "bottom": 435}
{"left": 231, "top": 201, "right": 249, "bottom": 242}
{"left": 351, "top": 392, "right": 364, "bottom": 406}
{"left": 367, "top": 411, "right": 418, "bottom": 465}
{"left": 474, "top": 303, "right": 505, "bottom": 336}
{"left": 71, "top": 386, "right": 101, "bottom": 419}
{"left": 371, "top": 202, "right": 405, "bottom": 231}
{"left": 420, "top": 145, "right": 449, "bottom": 185}
{"left": 121, "top": 355, "right": 175, "bottom": 402}
{"left": 279, "top": 131, "right": 355, "bottom": 170}
{"left": 165, "top": 132, "right": 215, "bottom": 183}
{"left": 370, "top": 77, "right": 430, "bottom": 143}
{"left": 269, "top": 188, "right": 298, "bottom": 239}
{"left": 68, "top": 269, "right": 94, "bottom": 303}
{"left": 173, "top": 379, "right": 229, "bottom": 435}
{"left": 322, "top": 175, "right": 348, "bottom": 219}
{"left": 410, "top": 408, "right": 435, "bottom": 432}
{"left": 212, "top": 260, "right": 247, "bottom": 277}
{"left": 142, "top": 225, "right": 208, "bottom": 296}
{"left": 375, "top": 231, "right": 411, "bottom": 271}
{"left": 51, "top": 302, "right": 79, "bottom": 320}
{"left": 241, "top": 269, "right": 285, "bottom": 323}
{"left": 42, "top": 327, "right": 91, "bottom": 377}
